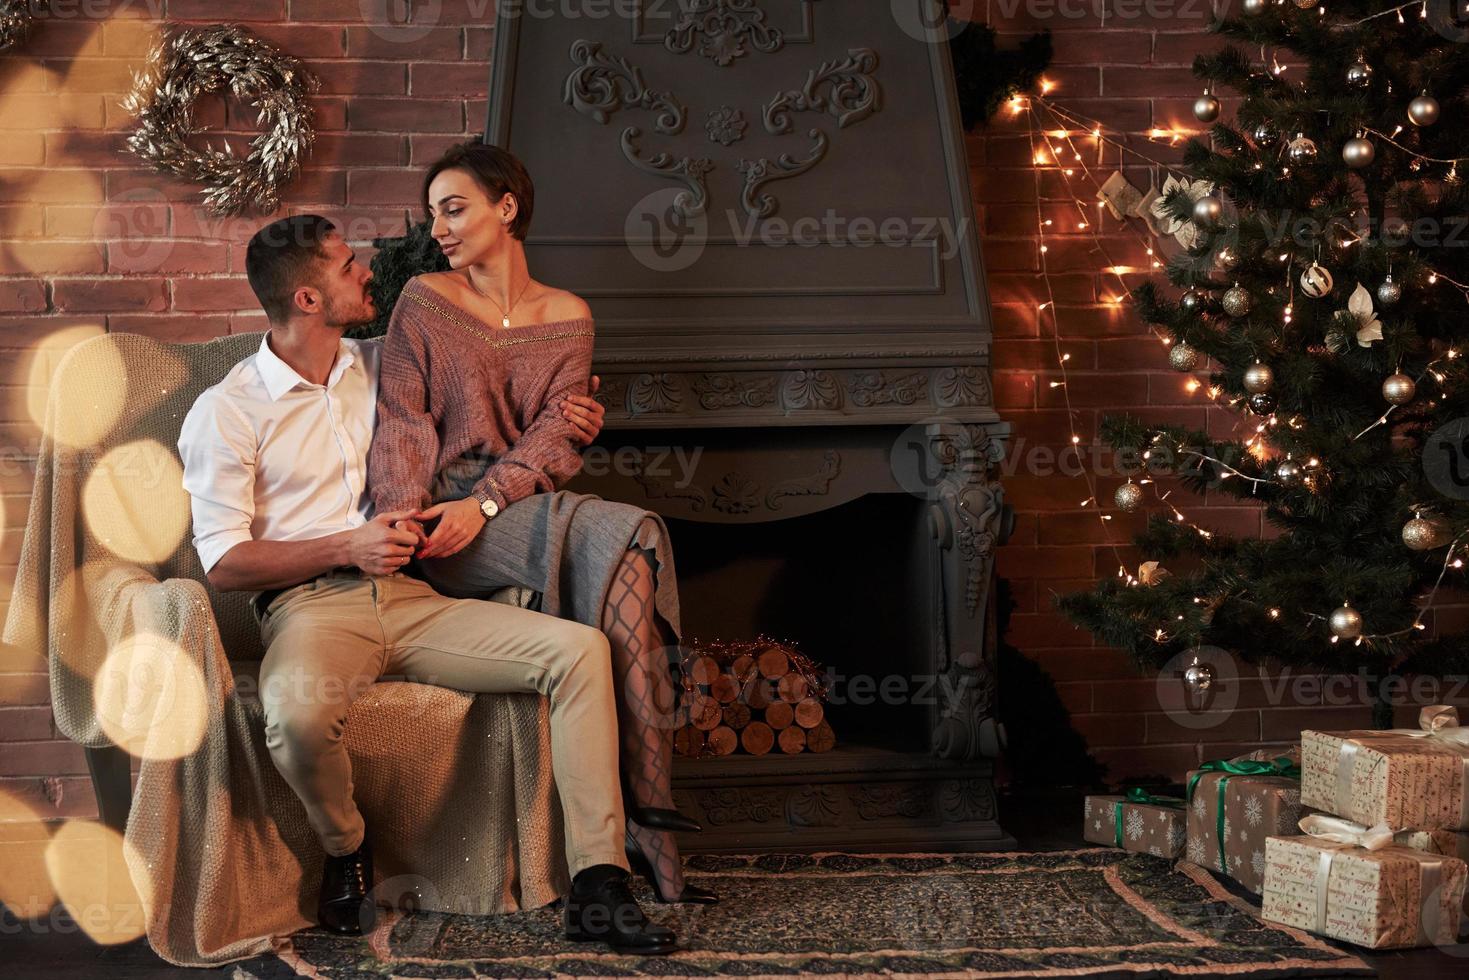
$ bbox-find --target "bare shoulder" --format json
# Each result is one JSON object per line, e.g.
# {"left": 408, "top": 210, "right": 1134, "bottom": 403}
{"left": 541, "top": 287, "right": 592, "bottom": 322}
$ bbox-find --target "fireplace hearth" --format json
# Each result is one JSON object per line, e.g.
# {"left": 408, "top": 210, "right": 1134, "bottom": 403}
{"left": 488, "top": 0, "right": 1013, "bottom": 851}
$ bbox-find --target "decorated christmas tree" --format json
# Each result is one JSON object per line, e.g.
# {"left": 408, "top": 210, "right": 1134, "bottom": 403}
{"left": 1058, "top": 1, "right": 1469, "bottom": 710}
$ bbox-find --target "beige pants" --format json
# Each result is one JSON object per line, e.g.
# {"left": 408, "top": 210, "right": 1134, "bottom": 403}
{"left": 255, "top": 569, "right": 629, "bottom": 876}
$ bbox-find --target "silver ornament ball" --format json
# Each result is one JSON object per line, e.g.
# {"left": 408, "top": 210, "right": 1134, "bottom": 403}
{"left": 1169, "top": 341, "right": 1202, "bottom": 372}
{"left": 1343, "top": 136, "right": 1376, "bottom": 169}
{"left": 1300, "top": 262, "right": 1334, "bottom": 298}
{"left": 1382, "top": 372, "right": 1416, "bottom": 405}
{"left": 1346, "top": 60, "right": 1374, "bottom": 90}
{"left": 1114, "top": 482, "right": 1144, "bottom": 513}
{"left": 1288, "top": 134, "right": 1319, "bottom": 165}
{"left": 1194, "top": 93, "right": 1221, "bottom": 124}
{"left": 1193, "top": 195, "right": 1224, "bottom": 227}
{"left": 1243, "top": 361, "right": 1275, "bottom": 394}
{"left": 1376, "top": 276, "right": 1402, "bottom": 307}
{"left": 1182, "top": 660, "right": 1215, "bottom": 695}
{"left": 1275, "top": 458, "right": 1302, "bottom": 485}
{"left": 1252, "top": 121, "right": 1279, "bottom": 146}
{"left": 1222, "top": 284, "right": 1253, "bottom": 318}
{"left": 1242, "top": 0, "right": 1267, "bottom": 13}
{"left": 1409, "top": 93, "right": 1441, "bottom": 127}
{"left": 1247, "top": 392, "right": 1277, "bottom": 415}
{"left": 1329, "top": 604, "right": 1363, "bottom": 640}
{"left": 1180, "top": 288, "right": 1206, "bottom": 314}
{"left": 1402, "top": 516, "right": 1448, "bottom": 551}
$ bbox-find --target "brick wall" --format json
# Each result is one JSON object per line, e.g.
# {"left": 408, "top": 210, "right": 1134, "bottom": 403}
{"left": 1, "top": 2, "right": 1465, "bottom": 823}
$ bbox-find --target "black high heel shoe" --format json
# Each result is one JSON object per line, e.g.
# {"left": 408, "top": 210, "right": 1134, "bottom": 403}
{"left": 625, "top": 829, "right": 719, "bottom": 905}
{"left": 625, "top": 801, "right": 703, "bottom": 834}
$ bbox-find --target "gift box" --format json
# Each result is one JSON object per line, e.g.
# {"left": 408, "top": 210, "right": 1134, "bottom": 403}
{"left": 1083, "top": 791, "right": 1187, "bottom": 857}
{"left": 1261, "top": 833, "right": 1466, "bottom": 949}
{"left": 1185, "top": 755, "right": 1304, "bottom": 893}
{"left": 1301, "top": 705, "right": 1469, "bottom": 831}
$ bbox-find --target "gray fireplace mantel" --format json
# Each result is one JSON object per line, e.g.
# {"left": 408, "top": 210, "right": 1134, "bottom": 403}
{"left": 484, "top": 0, "right": 1013, "bottom": 852}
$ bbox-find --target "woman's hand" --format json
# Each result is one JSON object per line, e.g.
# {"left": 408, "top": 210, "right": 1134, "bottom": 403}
{"left": 562, "top": 375, "right": 606, "bottom": 446}
{"left": 416, "top": 498, "right": 486, "bottom": 560}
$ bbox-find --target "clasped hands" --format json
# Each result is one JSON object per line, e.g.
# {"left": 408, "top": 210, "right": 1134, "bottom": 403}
{"left": 348, "top": 380, "right": 606, "bottom": 574}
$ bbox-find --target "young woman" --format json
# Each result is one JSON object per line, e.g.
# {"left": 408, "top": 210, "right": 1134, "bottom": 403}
{"left": 366, "top": 141, "right": 715, "bottom": 905}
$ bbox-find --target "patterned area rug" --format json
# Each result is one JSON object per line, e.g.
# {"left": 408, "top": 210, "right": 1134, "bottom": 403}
{"left": 255, "top": 850, "right": 1371, "bottom": 979}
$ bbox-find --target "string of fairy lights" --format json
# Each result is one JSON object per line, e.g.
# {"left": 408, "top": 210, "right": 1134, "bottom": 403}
{"left": 1011, "top": 41, "right": 1469, "bottom": 652}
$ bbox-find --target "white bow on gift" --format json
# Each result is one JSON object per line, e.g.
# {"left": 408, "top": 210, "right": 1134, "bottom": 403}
{"left": 1298, "top": 813, "right": 1396, "bottom": 849}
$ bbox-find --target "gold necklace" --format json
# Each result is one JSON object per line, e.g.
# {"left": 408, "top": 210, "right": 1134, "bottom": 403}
{"left": 465, "top": 270, "right": 531, "bottom": 329}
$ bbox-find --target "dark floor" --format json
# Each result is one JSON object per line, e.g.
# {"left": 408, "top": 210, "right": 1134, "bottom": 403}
{"left": 2, "top": 789, "right": 1465, "bottom": 978}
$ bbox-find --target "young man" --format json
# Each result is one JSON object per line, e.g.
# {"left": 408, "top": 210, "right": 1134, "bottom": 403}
{"left": 177, "top": 214, "right": 675, "bottom": 955}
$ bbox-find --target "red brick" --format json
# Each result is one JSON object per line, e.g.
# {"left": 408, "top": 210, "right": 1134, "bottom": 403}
{"left": 0, "top": 673, "right": 47, "bottom": 707}
{"left": 248, "top": 23, "right": 350, "bottom": 58}
{"left": 0, "top": 775, "right": 104, "bottom": 820}
{"left": 1073, "top": 712, "right": 1147, "bottom": 747}
{"left": 1146, "top": 708, "right": 1260, "bottom": 745}
{"left": 348, "top": 98, "right": 463, "bottom": 133}
{"left": 1260, "top": 704, "right": 1376, "bottom": 740}
{"left": 1005, "top": 612, "right": 1095, "bottom": 649}
{"left": 107, "top": 315, "right": 232, "bottom": 344}
{"left": 52, "top": 278, "right": 167, "bottom": 313}
{"left": 409, "top": 62, "right": 489, "bottom": 98}
{"left": 0, "top": 740, "right": 86, "bottom": 777}
{"left": 0, "top": 707, "right": 53, "bottom": 741}
{"left": 1091, "top": 744, "right": 1201, "bottom": 783}
{"left": 3, "top": 242, "right": 106, "bottom": 275}
{"left": 347, "top": 25, "right": 463, "bottom": 60}
{"left": 0, "top": 281, "right": 46, "bottom": 314}
{"left": 465, "top": 26, "right": 493, "bottom": 61}
{"left": 171, "top": 0, "right": 283, "bottom": 19}
{"left": 109, "top": 241, "right": 231, "bottom": 276}
{"left": 170, "top": 277, "right": 260, "bottom": 312}
{"left": 309, "top": 133, "right": 408, "bottom": 167}
{"left": 347, "top": 169, "right": 425, "bottom": 206}
{"left": 312, "top": 60, "right": 409, "bottom": 95}
{"left": 0, "top": 94, "right": 106, "bottom": 130}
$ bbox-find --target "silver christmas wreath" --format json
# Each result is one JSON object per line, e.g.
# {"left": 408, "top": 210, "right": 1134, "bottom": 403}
{"left": 122, "top": 25, "right": 318, "bottom": 216}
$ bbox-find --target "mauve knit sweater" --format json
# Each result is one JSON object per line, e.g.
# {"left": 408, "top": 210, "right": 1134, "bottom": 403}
{"left": 367, "top": 275, "right": 594, "bottom": 516}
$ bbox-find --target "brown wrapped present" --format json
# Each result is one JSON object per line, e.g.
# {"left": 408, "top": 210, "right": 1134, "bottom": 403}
{"left": 1301, "top": 705, "right": 1469, "bottom": 831}
{"left": 1301, "top": 814, "right": 1469, "bottom": 918}
{"left": 1262, "top": 822, "right": 1466, "bottom": 949}
{"left": 1083, "top": 791, "right": 1187, "bottom": 857}
{"left": 1185, "top": 755, "right": 1304, "bottom": 893}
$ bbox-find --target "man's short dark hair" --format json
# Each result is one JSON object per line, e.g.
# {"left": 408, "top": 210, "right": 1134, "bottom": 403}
{"left": 422, "top": 141, "right": 534, "bottom": 241}
{"left": 245, "top": 214, "right": 339, "bottom": 323}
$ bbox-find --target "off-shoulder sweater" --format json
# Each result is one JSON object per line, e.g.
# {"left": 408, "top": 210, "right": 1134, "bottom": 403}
{"left": 367, "top": 275, "right": 595, "bottom": 515}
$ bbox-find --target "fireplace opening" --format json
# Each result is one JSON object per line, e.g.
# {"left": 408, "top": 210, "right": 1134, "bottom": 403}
{"left": 665, "top": 490, "right": 934, "bottom": 756}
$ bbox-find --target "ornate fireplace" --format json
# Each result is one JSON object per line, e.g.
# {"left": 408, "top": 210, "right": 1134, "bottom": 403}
{"left": 486, "top": 0, "right": 1013, "bottom": 850}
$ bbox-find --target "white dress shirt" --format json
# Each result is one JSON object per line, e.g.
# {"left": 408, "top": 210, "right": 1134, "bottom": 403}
{"left": 178, "top": 333, "right": 381, "bottom": 574}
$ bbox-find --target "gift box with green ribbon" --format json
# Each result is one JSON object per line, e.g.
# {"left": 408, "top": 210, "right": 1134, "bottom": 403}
{"left": 1184, "top": 754, "right": 1305, "bottom": 893}
{"left": 1262, "top": 815, "right": 1466, "bottom": 949}
{"left": 1083, "top": 787, "right": 1187, "bottom": 857}
{"left": 1301, "top": 705, "right": 1469, "bottom": 832}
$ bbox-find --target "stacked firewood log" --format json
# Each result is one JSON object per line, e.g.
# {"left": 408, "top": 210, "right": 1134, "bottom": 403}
{"left": 673, "top": 639, "right": 835, "bottom": 757}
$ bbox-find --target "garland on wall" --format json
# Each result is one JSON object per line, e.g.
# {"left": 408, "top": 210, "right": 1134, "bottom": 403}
{"left": 121, "top": 25, "right": 318, "bottom": 216}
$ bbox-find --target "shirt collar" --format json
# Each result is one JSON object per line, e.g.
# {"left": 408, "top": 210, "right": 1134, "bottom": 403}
{"left": 256, "top": 333, "right": 357, "bottom": 402}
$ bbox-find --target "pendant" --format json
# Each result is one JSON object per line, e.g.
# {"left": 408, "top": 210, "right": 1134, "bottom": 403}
{"left": 501, "top": 315, "right": 511, "bottom": 328}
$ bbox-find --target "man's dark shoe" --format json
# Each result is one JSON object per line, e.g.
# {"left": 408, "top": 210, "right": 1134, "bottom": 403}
{"left": 317, "top": 839, "right": 375, "bottom": 935}
{"left": 563, "top": 864, "right": 677, "bottom": 954}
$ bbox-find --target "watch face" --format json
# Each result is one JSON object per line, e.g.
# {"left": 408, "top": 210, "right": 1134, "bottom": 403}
{"left": 481, "top": 499, "right": 499, "bottom": 519}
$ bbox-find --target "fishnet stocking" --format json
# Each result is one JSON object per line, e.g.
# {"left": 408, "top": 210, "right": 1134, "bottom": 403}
{"left": 600, "top": 538, "right": 686, "bottom": 899}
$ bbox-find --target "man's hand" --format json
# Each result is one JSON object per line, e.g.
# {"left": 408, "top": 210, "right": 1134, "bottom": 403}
{"left": 347, "top": 510, "right": 420, "bottom": 575}
{"left": 393, "top": 518, "right": 429, "bottom": 553}
{"left": 417, "top": 497, "right": 487, "bottom": 561}
{"left": 561, "top": 375, "right": 606, "bottom": 447}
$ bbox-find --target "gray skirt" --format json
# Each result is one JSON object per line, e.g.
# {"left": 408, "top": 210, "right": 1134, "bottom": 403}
{"left": 411, "top": 480, "right": 684, "bottom": 644}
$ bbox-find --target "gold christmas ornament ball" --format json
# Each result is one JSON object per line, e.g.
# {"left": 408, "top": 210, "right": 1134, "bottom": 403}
{"left": 1243, "top": 361, "right": 1275, "bottom": 394}
{"left": 1342, "top": 136, "right": 1375, "bottom": 168}
{"left": 1222, "top": 284, "right": 1252, "bottom": 318}
{"left": 1293, "top": 0, "right": 1318, "bottom": 6}
{"left": 1376, "top": 276, "right": 1402, "bottom": 307}
{"left": 1402, "top": 516, "right": 1448, "bottom": 551}
{"left": 1409, "top": 93, "right": 1441, "bottom": 127}
{"left": 1346, "top": 60, "right": 1374, "bottom": 90}
{"left": 1382, "top": 372, "right": 1416, "bottom": 405}
{"left": 1114, "top": 482, "right": 1144, "bottom": 513}
{"left": 1194, "top": 92, "right": 1221, "bottom": 123}
{"left": 1287, "top": 134, "right": 1319, "bottom": 165}
{"left": 1192, "top": 195, "right": 1223, "bottom": 227}
{"left": 1329, "top": 604, "right": 1363, "bottom": 640}
{"left": 1169, "top": 341, "right": 1202, "bottom": 372}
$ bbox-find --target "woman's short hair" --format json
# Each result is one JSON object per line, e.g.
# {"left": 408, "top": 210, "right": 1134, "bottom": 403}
{"left": 422, "top": 140, "right": 534, "bottom": 241}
